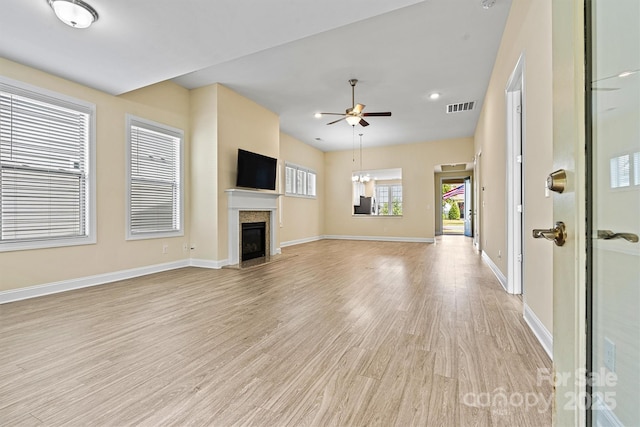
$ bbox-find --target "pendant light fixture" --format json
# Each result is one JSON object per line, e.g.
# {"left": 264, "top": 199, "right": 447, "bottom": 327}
{"left": 48, "top": 0, "right": 99, "bottom": 29}
{"left": 352, "top": 133, "right": 370, "bottom": 183}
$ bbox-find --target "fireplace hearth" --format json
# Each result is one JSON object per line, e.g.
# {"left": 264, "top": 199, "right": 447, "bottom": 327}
{"left": 241, "top": 221, "right": 266, "bottom": 261}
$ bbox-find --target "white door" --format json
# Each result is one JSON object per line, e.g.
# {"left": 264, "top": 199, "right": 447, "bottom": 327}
{"left": 549, "top": 1, "right": 639, "bottom": 425}
{"left": 463, "top": 176, "right": 472, "bottom": 237}
{"left": 587, "top": 0, "right": 639, "bottom": 425}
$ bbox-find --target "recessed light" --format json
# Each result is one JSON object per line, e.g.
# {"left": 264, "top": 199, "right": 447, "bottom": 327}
{"left": 429, "top": 93, "right": 440, "bottom": 100}
{"left": 314, "top": 113, "right": 322, "bottom": 118}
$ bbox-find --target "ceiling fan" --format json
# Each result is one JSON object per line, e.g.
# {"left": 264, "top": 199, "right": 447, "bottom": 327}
{"left": 320, "top": 79, "right": 392, "bottom": 127}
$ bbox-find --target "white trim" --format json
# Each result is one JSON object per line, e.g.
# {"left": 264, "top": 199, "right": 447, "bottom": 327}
{"left": 323, "top": 235, "right": 435, "bottom": 243}
{"left": 0, "top": 260, "right": 189, "bottom": 304}
{"left": 125, "top": 114, "right": 185, "bottom": 241}
{"left": 523, "top": 303, "right": 553, "bottom": 360}
{"left": 505, "top": 53, "right": 525, "bottom": 295}
{"left": 280, "top": 236, "right": 323, "bottom": 247}
{"left": 0, "top": 76, "right": 97, "bottom": 253}
{"left": 481, "top": 250, "right": 507, "bottom": 291}
{"left": 226, "top": 189, "right": 281, "bottom": 266}
{"left": 473, "top": 150, "right": 482, "bottom": 250}
{"left": 190, "top": 258, "right": 227, "bottom": 269}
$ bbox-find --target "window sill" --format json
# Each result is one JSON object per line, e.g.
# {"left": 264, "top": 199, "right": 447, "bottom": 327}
{"left": 351, "top": 214, "right": 403, "bottom": 218}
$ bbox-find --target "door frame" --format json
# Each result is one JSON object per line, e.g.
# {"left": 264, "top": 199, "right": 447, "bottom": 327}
{"left": 437, "top": 174, "right": 471, "bottom": 236}
{"left": 505, "top": 53, "right": 525, "bottom": 295}
{"left": 473, "top": 151, "right": 482, "bottom": 250}
{"left": 551, "top": 1, "right": 588, "bottom": 425}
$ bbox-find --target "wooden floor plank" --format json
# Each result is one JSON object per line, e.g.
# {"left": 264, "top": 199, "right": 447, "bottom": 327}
{"left": 0, "top": 236, "right": 552, "bottom": 426}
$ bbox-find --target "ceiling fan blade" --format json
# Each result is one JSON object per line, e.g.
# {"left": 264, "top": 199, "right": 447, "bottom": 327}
{"left": 319, "top": 112, "right": 346, "bottom": 116}
{"left": 353, "top": 103, "right": 365, "bottom": 114}
{"left": 326, "top": 117, "right": 347, "bottom": 125}
{"left": 359, "top": 118, "right": 370, "bottom": 127}
{"left": 362, "top": 112, "right": 392, "bottom": 117}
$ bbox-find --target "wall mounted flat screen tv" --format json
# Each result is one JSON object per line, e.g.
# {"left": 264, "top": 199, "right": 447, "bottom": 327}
{"left": 236, "top": 149, "right": 277, "bottom": 190}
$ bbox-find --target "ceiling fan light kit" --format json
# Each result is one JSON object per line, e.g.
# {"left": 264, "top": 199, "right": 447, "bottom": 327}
{"left": 48, "top": 0, "right": 98, "bottom": 28}
{"left": 320, "top": 79, "right": 392, "bottom": 128}
{"left": 345, "top": 116, "right": 360, "bottom": 126}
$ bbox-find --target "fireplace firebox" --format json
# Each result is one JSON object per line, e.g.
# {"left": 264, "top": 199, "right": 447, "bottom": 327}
{"left": 241, "top": 222, "right": 266, "bottom": 261}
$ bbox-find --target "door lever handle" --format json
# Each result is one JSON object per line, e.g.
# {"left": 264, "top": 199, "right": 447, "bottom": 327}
{"left": 532, "top": 221, "right": 567, "bottom": 246}
{"left": 596, "top": 230, "right": 639, "bottom": 243}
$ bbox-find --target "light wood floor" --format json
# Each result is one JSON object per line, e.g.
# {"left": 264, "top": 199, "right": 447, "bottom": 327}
{"left": 0, "top": 237, "right": 552, "bottom": 426}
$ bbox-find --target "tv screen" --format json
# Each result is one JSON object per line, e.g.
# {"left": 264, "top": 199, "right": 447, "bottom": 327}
{"left": 236, "top": 149, "right": 277, "bottom": 190}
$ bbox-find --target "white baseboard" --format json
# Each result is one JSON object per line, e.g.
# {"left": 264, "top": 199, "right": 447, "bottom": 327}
{"left": 189, "top": 258, "right": 227, "bottom": 269}
{"left": 323, "top": 235, "right": 435, "bottom": 243}
{"left": 523, "top": 303, "right": 553, "bottom": 360}
{"left": 280, "top": 236, "right": 323, "bottom": 247}
{"left": 481, "top": 250, "right": 507, "bottom": 291}
{"left": 0, "top": 260, "right": 190, "bottom": 304}
{"left": 1, "top": 236, "right": 434, "bottom": 304}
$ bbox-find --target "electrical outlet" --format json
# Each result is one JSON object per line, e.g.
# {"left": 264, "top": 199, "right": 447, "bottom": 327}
{"left": 162, "top": 244, "right": 169, "bottom": 254}
{"left": 182, "top": 243, "right": 188, "bottom": 252}
{"left": 498, "top": 250, "right": 502, "bottom": 259}
{"left": 604, "top": 337, "right": 616, "bottom": 372}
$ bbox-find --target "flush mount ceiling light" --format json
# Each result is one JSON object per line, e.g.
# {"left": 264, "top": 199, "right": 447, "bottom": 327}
{"left": 48, "top": 0, "right": 99, "bottom": 28}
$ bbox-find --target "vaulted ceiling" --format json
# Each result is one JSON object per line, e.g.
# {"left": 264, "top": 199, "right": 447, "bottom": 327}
{"left": 0, "top": 0, "right": 512, "bottom": 151}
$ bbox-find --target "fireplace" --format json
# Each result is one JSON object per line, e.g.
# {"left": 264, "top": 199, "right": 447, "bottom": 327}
{"left": 241, "top": 221, "right": 266, "bottom": 261}
{"left": 226, "top": 189, "right": 280, "bottom": 266}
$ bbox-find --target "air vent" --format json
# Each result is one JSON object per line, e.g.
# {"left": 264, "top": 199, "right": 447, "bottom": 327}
{"left": 446, "top": 101, "right": 476, "bottom": 114}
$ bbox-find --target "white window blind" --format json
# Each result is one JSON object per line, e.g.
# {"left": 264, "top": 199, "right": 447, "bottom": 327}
{"left": 0, "top": 84, "right": 92, "bottom": 246}
{"left": 307, "top": 171, "right": 317, "bottom": 197}
{"left": 285, "top": 165, "right": 296, "bottom": 194}
{"left": 284, "top": 162, "right": 316, "bottom": 198}
{"left": 127, "top": 117, "right": 183, "bottom": 237}
{"left": 610, "top": 154, "right": 630, "bottom": 188}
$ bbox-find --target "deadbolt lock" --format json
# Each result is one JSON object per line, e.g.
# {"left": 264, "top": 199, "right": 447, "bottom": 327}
{"left": 546, "top": 169, "right": 567, "bottom": 193}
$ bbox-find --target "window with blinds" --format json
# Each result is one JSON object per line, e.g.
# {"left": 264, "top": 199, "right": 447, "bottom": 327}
{"left": 284, "top": 162, "right": 316, "bottom": 198}
{"left": 0, "top": 78, "right": 95, "bottom": 251}
{"left": 126, "top": 116, "right": 183, "bottom": 238}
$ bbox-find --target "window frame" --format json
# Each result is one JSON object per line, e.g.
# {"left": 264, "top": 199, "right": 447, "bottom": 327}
{"left": 375, "top": 184, "right": 403, "bottom": 216}
{"left": 284, "top": 162, "right": 317, "bottom": 199}
{"left": 125, "top": 115, "right": 184, "bottom": 240}
{"left": 0, "top": 76, "right": 96, "bottom": 252}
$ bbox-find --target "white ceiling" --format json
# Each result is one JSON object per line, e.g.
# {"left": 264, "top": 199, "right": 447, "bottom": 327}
{"left": 0, "top": 0, "right": 512, "bottom": 152}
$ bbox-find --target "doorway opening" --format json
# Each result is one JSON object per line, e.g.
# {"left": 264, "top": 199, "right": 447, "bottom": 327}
{"left": 505, "top": 53, "right": 525, "bottom": 295}
{"left": 436, "top": 169, "right": 473, "bottom": 238}
{"left": 442, "top": 179, "right": 465, "bottom": 235}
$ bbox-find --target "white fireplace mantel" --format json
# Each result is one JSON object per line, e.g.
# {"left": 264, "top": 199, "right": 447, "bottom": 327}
{"left": 226, "top": 189, "right": 281, "bottom": 266}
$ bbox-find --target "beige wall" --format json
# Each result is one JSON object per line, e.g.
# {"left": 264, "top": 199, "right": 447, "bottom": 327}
{"left": 279, "top": 132, "right": 325, "bottom": 244}
{"left": 216, "top": 85, "right": 280, "bottom": 261}
{"left": 189, "top": 84, "right": 219, "bottom": 261}
{"left": 189, "top": 83, "right": 280, "bottom": 263}
{"left": 0, "top": 58, "right": 191, "bottom": 292}
{"left": 324, "top": 138, "right": 473, "bottom": 240}
{"left": 474, "top": 0, "right": 553, "bottom": 333}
